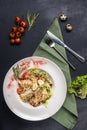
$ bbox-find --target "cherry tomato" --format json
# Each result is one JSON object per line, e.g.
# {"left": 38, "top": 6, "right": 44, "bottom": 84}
{"left": 12, "top": 26, "right": 17, "bottom": 32}
{"left": 10, "top": 39, "right": 15, "bottom": 44}
{"left": 40, "top": 77, "right": 46, "bottom": 82}
{"left": 18, "top": 26, "right": 25, "bottom": 33}
{"left": 9, "top": 32, "right": 15, "bottom": 38}
{"left": 20, "top": 21, "right": 27, "bottom": 28}
{"left": 17, "top": 87, "right": 23, "bottom": 95}
{"left": 15, "top": 16, "right": 21, "bottom": 24}
{"left": 22, "top": 71, "right": 30, "bottom": 78}
{"left": 15, "top": 38, "right": 21, "bottom": 44}
{"left": 15, "top": 31, "right": 21, "bottom": 38}
{"left": 9, "top": 16, "right": 27, "bottom": 45}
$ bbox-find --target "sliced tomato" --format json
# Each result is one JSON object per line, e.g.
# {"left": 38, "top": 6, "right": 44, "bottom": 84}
{"left": 22, "top": 71, "right": 29, "bottom": 78}
{"left": 17, "top": 87, "right": 23, "bottom": 95}
{"left": 40, "top": 77, "right": 46, "bottom": 82}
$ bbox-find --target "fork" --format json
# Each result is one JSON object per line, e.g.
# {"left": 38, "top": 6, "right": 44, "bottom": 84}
{"left": 45, "top": 39, "right": 76, "bottom": 71}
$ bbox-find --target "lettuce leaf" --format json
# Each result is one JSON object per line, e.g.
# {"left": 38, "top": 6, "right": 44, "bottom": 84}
{"left": 68, "top": 75, "right": 87, "bottom": 99}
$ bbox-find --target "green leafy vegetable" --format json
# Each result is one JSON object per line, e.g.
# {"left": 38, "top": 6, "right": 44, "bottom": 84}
{"left": 13, "top": 65, "right": 25, "bottom": 80}
{"left": 29, "top": 68, "right": 41, "bottom": 74}
{"left": 27, "top": 10, "right": 39, "bottom": 30}
{"left": 43, "top": 100, "right": 48, "bottom": 107}
{"left": 68, "top": 75, "right": 87, "bottom": 99}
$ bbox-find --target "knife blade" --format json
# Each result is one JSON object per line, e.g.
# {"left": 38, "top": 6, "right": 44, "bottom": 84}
{"left": 47, "top": 30, "right": 85, "bottom": 62}
{"left": 47, "top": 30, "right": 66, "bottom": 47}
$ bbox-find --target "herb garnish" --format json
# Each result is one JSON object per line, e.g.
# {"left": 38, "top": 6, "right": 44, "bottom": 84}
{"left": 27, "top": 10, "right": 39, "bottom": 30}
{"left": 13, "top": 65, "right": 25, "bottom": 80}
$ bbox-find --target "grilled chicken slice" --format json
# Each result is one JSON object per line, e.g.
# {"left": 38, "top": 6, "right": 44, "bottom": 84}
{"left": 20, "top": 89, "right": 33, "bottom": 102}
{"left": 18, "top": 78, "right": 32, "bottom": 88}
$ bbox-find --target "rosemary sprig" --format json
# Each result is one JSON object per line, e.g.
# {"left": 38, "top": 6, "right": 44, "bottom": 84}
{"left": 27, "top": 10, "right": 39, "bottom": 30}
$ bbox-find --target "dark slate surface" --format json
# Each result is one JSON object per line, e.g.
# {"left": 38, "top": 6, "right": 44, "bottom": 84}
{"left": 0, "top": 0, "right": 87, "bottom": 130}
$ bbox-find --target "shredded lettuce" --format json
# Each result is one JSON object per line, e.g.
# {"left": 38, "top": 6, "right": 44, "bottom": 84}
{"left": 29, "top": 68, "right": 41, "bottom": 74}
{"left": 43, "top": 100, "right": 49, "bottom": 107}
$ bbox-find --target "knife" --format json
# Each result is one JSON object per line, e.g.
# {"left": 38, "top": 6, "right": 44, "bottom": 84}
{"left": 47, "top": 30, "right": 85, "bottom": 62}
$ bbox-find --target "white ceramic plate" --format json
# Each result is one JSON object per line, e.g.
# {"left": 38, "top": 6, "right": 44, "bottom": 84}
{"left": 3, "top": 56, "right": 67, "bottom": 121}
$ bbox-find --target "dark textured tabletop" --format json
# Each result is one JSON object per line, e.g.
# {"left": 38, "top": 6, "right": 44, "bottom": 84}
{"left": 0, "top": 0, "right": 87, "bottom": 130}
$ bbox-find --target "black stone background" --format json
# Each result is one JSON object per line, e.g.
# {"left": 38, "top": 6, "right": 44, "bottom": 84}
{"left": 0, "top": 0, "right": 87, "bottom": 130}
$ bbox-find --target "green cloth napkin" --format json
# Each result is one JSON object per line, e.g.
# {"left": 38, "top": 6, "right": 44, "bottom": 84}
{"left": 33, "top": 18, "right": 78, "bottom": 129}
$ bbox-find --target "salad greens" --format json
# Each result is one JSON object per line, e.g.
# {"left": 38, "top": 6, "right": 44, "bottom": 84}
{"left": 68, "top": 75, "right": 87, "bottom": 99}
